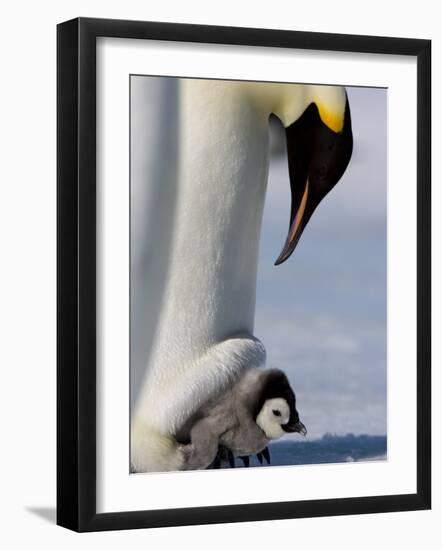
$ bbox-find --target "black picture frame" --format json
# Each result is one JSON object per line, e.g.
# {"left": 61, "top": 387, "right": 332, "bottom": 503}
{"left": 57, "top": 17, "right": 431, "bottom": 532}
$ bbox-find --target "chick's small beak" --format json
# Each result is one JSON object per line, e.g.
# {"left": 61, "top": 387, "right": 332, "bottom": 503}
{"left": 282, "top": 420, "right": 307, "bottom": 436}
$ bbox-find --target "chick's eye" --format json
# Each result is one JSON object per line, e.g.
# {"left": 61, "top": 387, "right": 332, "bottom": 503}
{"left": 272, "top": 409, "right": 281, "bottom": 417}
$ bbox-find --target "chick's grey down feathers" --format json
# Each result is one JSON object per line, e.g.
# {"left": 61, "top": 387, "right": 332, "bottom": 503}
{"left": 178, "top": 367, "right": 299, "bottom": 470}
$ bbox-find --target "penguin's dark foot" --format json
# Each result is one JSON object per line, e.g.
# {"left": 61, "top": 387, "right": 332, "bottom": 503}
{"left": 209, "top": 446, "right": 236, "bottom": 468}
{"left": 239, "top": 455, "right": 250, "bottom": 467}
{"left": 207, "top": 446, "right": 224, "bottom": 469}
{"left": 256, "top": 446, "right": 271, "bottom": 465}
{"left": 212, "top": 454, "right": 222, "bottom": 469}
{"left": 262, "top": 446, "right": 271, "bottom": 464}
{"left": 218, "top": 445, "right": 232, "bottom": 466}
{"left": 227, "top": 449, "right": 236, "bottom": 468}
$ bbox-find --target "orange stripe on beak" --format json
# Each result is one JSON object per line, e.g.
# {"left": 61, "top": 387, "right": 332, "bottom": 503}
{"left": 288, "top": 179, "right": 309, "bottom": 242}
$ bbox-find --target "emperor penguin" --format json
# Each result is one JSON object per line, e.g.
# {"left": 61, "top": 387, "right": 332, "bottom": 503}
{"left": 131, "top": 79, "right": 353, "bottom": 473}
{"left": 178, "top": 367, "right": 307, "bottom": 471}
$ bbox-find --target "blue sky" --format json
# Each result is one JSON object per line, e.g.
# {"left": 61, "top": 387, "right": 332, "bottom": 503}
{"left": 255, "top": 87, "right": 387, "bottom": 439}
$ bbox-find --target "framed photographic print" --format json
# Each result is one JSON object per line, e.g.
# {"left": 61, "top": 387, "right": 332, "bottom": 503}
{"left": 57, "top": 17, "right": 431, "bottom": 531}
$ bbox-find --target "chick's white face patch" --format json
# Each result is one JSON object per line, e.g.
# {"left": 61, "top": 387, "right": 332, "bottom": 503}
{"left": 256, "top": 398, "right": 290, "bottom": 439}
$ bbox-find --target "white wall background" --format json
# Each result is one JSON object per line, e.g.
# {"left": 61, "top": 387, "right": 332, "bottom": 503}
{"left": 0, "top": 1, "right": 439, "bottom": 548}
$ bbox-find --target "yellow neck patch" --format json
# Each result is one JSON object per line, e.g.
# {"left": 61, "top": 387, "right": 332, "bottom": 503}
{"left": 316, "top": 103, "right": 344, "bottom": 133}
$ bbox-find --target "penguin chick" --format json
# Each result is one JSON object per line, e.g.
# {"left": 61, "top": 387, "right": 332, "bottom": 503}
{"left": 178, "top": 367, "right": 307, "bottom": 471}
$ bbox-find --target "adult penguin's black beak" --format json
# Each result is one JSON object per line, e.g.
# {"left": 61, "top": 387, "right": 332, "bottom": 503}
{"left": 274, "top": 95, "right": 353, "bottom": 266}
